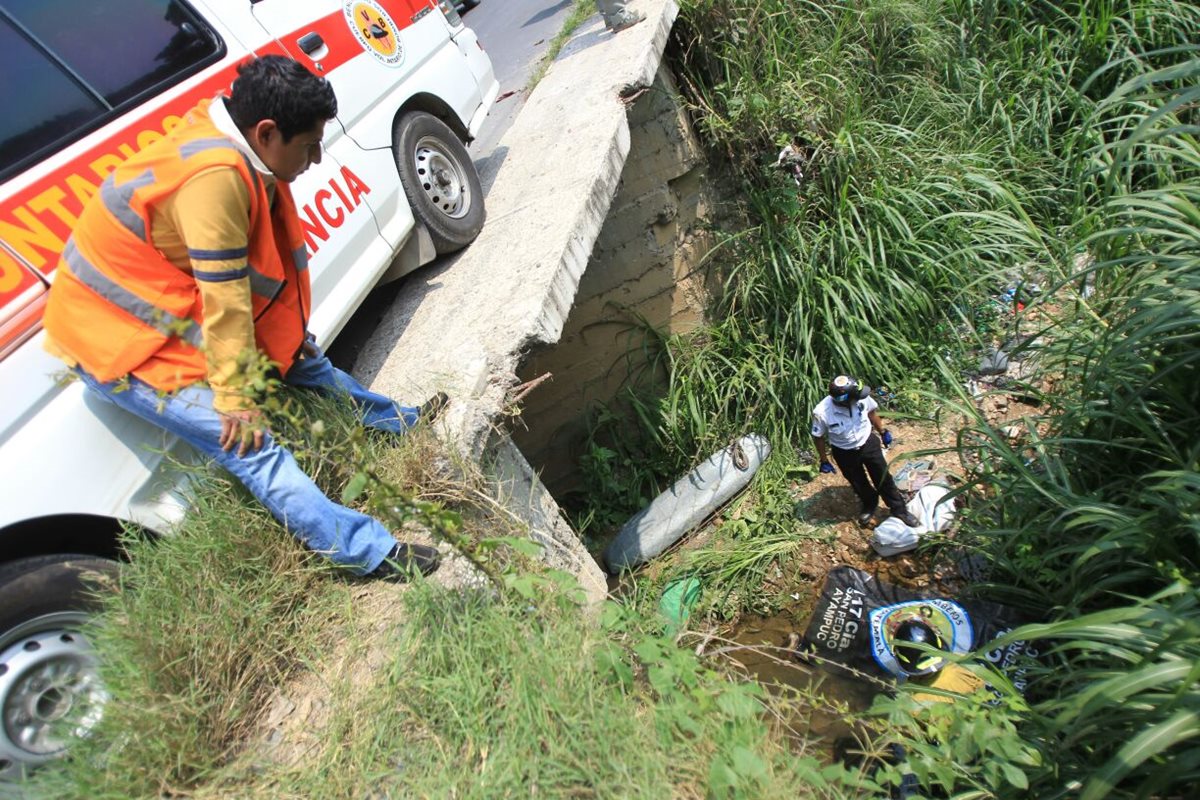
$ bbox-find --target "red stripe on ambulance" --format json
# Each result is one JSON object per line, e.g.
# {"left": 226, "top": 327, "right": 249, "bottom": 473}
{"left": 0, "top": 4, "right": 433, "bottom": 280}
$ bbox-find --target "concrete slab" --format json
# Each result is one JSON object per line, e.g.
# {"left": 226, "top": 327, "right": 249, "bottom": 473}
{"left": 354, "top": 0, "right": 680, "bottom": 603}
{"left": 356, "top": 0, "right": 678, "bottom": 453}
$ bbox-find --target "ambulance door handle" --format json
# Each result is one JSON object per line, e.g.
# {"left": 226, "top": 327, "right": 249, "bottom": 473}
{"left": 297, "top": 32, "right": 325, "bottom": 56}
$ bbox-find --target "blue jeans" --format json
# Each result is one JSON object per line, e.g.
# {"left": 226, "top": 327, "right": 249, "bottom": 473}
{"left": 75, "top": 346, "right": 419, "bottom": 575}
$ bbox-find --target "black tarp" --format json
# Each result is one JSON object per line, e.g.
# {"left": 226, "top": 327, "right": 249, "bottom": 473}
{"left": 800, "top": 566, "right": 1037, "bottom": 689}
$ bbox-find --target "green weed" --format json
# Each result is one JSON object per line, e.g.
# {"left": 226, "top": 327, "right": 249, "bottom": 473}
{"left": 643, "top": 1, "right": 1200, "bottom": 797}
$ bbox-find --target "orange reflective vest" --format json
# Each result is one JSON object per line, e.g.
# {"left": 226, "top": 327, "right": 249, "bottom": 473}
{"left": 43, "top": 99, "right": 310, "bottom": 393}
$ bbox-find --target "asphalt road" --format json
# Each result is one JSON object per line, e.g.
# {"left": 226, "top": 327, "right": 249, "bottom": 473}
{"left": 328, "top": 0, "right": 582, "bottom": 369}
{"left": 464, "top": 0, "right": 578, "bottom": 187}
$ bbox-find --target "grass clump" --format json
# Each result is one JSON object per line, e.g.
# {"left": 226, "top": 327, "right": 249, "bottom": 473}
{"left": 29, "top": 473, "right": 349, "bottom": 799}
{"left": 627, "top": 0, "right": 1200, "bottom": 797}
{"left": 231, "top": 584, "right": 881, "bottom": 799}
{"left": 26, "top": 397, "right": 464, "bottom": 799}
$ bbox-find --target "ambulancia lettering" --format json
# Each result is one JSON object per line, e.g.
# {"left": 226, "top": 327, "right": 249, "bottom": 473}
{"left": 299, "top": 166, "right": 373, "bottom": 254}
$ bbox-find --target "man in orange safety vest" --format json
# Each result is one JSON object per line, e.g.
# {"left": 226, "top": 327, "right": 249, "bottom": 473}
{"left": 44, "top": 55, "right": 442, "bottom": 580}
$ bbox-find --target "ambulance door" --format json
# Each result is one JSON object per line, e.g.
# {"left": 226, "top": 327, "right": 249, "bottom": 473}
{"left": 242, "top": 0, "right": 439, "bottom": 343}
{"left": 170, "top": 2, "right": 385, "bottom": 345}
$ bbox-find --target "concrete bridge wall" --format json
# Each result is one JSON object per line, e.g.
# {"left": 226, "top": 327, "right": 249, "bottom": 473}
{"left": 513, "top": 63, "right": 717, "bottom": 497}
{"left": 355, "top": 0, "right": 710, "bottom": 605}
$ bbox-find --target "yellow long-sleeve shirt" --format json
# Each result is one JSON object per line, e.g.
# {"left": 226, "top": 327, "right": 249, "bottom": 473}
{"left": 147, "top": 165, "right": 273, "bottom": 412}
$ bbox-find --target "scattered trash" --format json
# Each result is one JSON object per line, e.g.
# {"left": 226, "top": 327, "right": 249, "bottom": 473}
{"left": 978, "top": 348, "right": 1009, "bottom": 376}
{"left": 773, "top": 139, "right": 809, "bottom": 186}
{"left": 659, "top": 577, "right": 702, "bottom": 627}
{"left": 874, "top": 384, "right": 897, "bottom": 406}
{"left": 892, "top": 459, "right": 936, "bottom": 493}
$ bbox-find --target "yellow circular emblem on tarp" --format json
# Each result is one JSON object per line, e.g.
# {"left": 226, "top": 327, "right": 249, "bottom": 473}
{"left": 344, "top": 0, "right": 405, "bottom": 67}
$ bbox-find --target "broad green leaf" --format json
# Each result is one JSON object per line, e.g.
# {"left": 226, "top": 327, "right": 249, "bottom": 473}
{"left": 341, "top": 472, "right": 369, "bottom": 503}
{"left": 1081, "top": 710, "right": 1200, "bottom": 800}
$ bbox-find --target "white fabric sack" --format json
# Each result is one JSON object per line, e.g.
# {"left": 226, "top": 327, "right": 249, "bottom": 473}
{"left": 870, "top": 483, "right": 957, "bottom": 556}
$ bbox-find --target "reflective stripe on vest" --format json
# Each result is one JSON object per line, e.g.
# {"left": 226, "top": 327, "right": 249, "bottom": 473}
{"left": 100, "top": 170, "right": 155, "bottom": 242}
{"left": 247, "top": 263, "right": 284, "bottom": 301}
{"left": 180, "top": 137, "right": 237, "bottom": 159}
{"left": 187, "top": 246, "right": 283, "bottom": 301}
{"left": 64, "top": 240, "right": 204, "bottom": 349}
{"left": 293, "top": 246, "right": 308, "bottom": 272}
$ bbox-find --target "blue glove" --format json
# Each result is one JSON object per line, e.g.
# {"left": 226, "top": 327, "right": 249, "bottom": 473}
{"left": 820, "top": 461, "right": 836, "bottom": 474}
{"left": 881, "top": 430, "right": 893, "bottom": 447}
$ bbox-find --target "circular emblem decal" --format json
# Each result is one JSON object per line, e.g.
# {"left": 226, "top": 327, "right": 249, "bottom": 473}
{"left": 868, "top": 598, "right": 973, "bottom": 678}
{"left": 344, "top": 0, "right": 405, "bottom": 68}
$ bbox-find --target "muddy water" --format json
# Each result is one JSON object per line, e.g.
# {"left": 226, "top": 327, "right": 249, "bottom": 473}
{"left": 721, "top": 611, "right": 885, "bottom": 749}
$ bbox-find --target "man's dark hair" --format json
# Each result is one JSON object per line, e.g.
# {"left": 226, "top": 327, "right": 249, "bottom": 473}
{"left": 226, "top": 55, "right": 337, "bottom": 142}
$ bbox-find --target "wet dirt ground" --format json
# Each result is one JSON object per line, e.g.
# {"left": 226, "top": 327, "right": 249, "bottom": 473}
{"left": 684, "top": 365, "right": 1052, "bottom": 741}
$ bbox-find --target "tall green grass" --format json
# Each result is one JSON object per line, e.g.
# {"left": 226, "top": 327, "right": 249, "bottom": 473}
{"left": 937, "top": 52, "right": 1200, "bottom": 796}
{"left": 636, "top": 0, "right": 1200, "bottom": 454}
{"left": 604, "top": 0, "right": 1081, "bottom": 468}
{"left": 28, "top": 472, "right": 350, "bottom": 799}
{"left": 637, "top": 0, "right": 1200, "bottom": 796}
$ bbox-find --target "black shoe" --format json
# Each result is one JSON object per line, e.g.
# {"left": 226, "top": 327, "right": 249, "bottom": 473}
{"left": 372, "top": 543, "right": 440, "bottom": 582}
{"left": 894, "top": 511, "right": 921, "bottom": 528}
{"left": 856, "top": 509, "right": 876, "bottom": 528}
{"left": 418, "top": 391, "right": 449, "bottom": 424}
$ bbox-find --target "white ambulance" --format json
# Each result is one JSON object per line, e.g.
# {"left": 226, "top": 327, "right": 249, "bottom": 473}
{"left": 0, "top": 0, "right": 498, "bottom": 779}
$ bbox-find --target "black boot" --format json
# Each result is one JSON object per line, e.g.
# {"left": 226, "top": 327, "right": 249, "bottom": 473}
{"left": 417, "top": 391, "right": 449, "bottom": 424}
{"left": 372, "top": 543, "right": 440, "bottom": 582}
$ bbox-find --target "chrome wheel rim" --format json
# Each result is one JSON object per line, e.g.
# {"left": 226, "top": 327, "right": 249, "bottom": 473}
{"left": 0, "top": 613, "right": 106, "bottom": 781}
{"left": 413, "top": 134, "right": 472, "bottom": 220}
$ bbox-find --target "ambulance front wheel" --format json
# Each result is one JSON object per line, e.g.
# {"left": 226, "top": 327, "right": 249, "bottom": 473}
{"left": 393, "top": 111, "right": 485, "bottom": 254}
{"left": 0, "top": 555, "right": 118, "bottom": 782}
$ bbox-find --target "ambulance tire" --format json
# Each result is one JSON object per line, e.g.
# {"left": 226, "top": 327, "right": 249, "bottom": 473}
{"left": 393, "top": 111, "right": 485, "bottom": 255}
{"left": 0, "top": 555, "right": 119, "bottom": 781}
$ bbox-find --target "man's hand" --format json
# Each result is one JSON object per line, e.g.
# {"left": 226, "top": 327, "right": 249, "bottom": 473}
{"left": 820, "top": 460, "right": 837, "bottom": 474}
{"left": 881, "top": 429, "right": 893, "bottom": 447}
{"left": 219, "top": 408, "right": 266, "bottom": 456}
{"left": 300, "top": 336, "right": 320, "bottom": 359}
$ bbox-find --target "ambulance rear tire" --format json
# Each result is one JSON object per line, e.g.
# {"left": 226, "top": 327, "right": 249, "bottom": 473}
{"left": 393, "top": 111, "right": 485, "bottom": 254}
{"left": 0, "top": 555, "right": 119, "bottom": 781}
